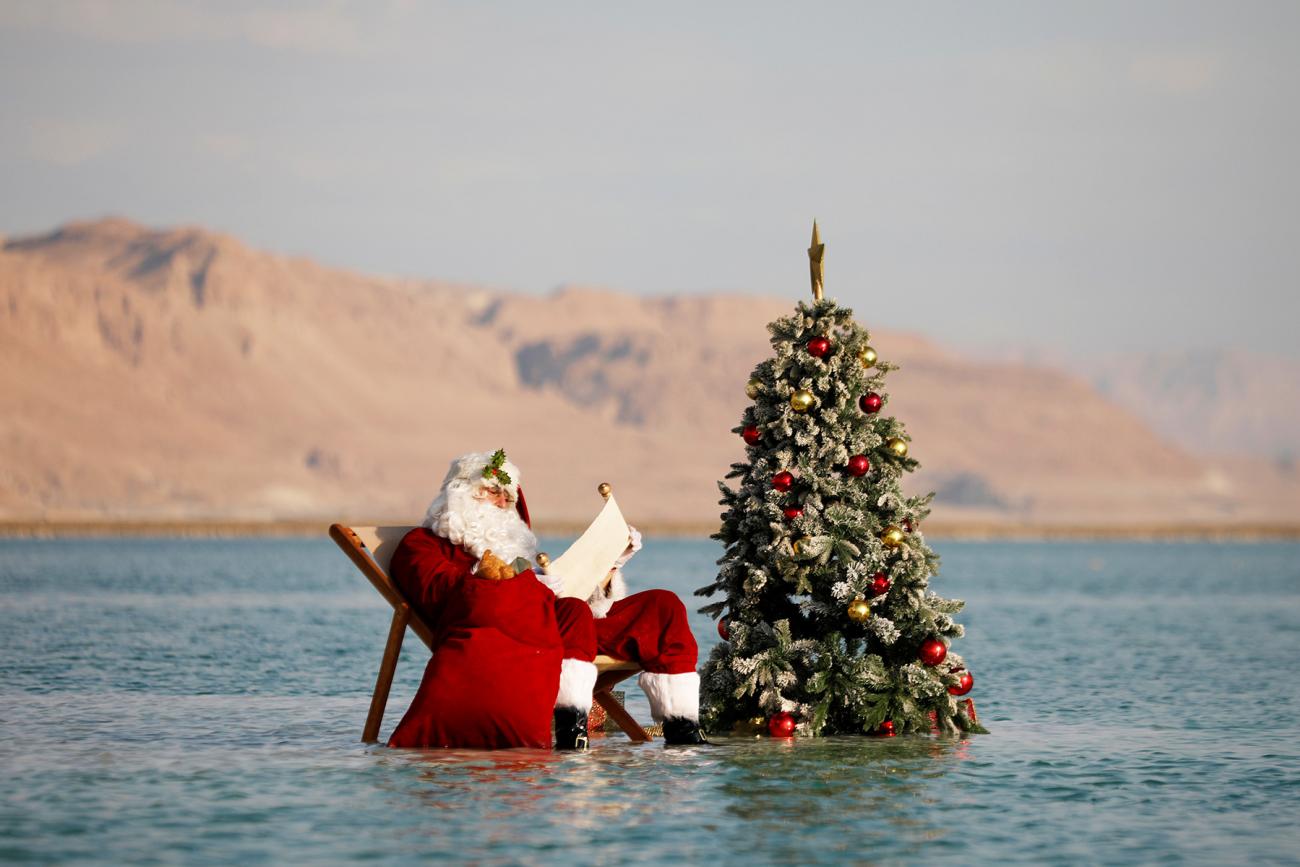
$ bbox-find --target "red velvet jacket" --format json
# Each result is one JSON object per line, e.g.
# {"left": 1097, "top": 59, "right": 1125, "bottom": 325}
{"left": 386, "top": 528, "right": 563, "bottom": 749}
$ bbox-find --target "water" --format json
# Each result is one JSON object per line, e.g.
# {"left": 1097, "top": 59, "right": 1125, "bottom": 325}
{"left": 2, "top": 538, "right": 1298, "bottom": 865}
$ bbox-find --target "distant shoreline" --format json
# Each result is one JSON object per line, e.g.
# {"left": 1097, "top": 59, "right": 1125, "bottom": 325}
{"left": 2, "top": 519, "right": 1299, "bottom": 542}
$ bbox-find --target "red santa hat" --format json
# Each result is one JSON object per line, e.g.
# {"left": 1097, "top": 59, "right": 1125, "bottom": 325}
{"left": 515, "top": 486, "right": 530, "bottom": 528}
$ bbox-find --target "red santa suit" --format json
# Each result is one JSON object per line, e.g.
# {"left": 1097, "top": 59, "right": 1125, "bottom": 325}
{"left": 386, "top": 527, "right": 561, "bottom": 749}
{"left": 385, "top": 451, "right": 702, "bottom": 749}
{"left": 387, "top": 452, "right": 561, "bottom": 749}
{"left": 544, "top": 527, "right": 702, "bottom": 725}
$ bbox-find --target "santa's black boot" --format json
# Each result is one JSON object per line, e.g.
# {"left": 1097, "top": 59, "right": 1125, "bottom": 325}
{"left": 554, "top": 707, "right": 589, "bottom": 751}
{"left": 639, "top": 672, "right": 708, "bottom": 745}
{"left": 661, "top": 716, "right": 709, "bottom": 745}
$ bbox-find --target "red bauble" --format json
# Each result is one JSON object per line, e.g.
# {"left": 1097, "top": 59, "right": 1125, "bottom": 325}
{"left": 847, "top": 455, "right": 871, "bottom": 477}
{"left": 919, "top": 639, "right": 948, "bottom": 667}
{"left": 806, "top": 336, "right": 831, "bottom": 358}
{"left": 718, "top": 619, "right": 730, "bottom": 641}
{"left": 877, "top": 720, "right": 896, "bottom": 737}
{"left": 767, "top": 711, "right": 797, "bottom": 738}
{"left": 741, "top": 426, "right": 762, "bottom": 446}
{"left": 772, "top": 471, "right": 794, "bottom": 492}
{"left": 948, "top": 669, "right": 974, "bottom": 696}
{"left": 870, "top": 572, "right": 891, "bottom": 596}
{"left": 783, "top": 506, "right": 804, "bottom": 520}
{"left": 859, "top": 393, "right": 883, "bottom": 414}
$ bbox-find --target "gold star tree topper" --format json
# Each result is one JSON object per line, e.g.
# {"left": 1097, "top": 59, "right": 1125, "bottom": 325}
{"left": 808, "top": 220, "right": 825, "bottom": 300}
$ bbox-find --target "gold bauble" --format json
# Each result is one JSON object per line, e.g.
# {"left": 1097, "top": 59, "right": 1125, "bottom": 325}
{"left": 790, "top": 390, "right": 815, "bottom": 412}
{"left": 792, "top": 537, "right": 806, "bottom": 555}
{"left": 859, "top": 346, "right": 878, "bottom": 368}
{"left": 746, "top": 378, "right": 763, "bottom": 399}
{"left": 847, "top": 597, "right": 871, "bottom": 622}
{"left": 886, "top": 437, "right": 909, "bottom": 458}
{"left": 881, "top": 525, "right": 906, "bottom": 548}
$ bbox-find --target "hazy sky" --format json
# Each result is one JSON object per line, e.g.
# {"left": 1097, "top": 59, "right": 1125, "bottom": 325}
{"left": 2, "top": 1, "right": 1297, "bottom": 357}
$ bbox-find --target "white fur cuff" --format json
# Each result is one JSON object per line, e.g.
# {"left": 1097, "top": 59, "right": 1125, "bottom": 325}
{"left": 638, "top": 671, "right": 700, "bottom": 723}
{"left": 555, "top": 658, "right": 597, "bottom": 712}
{"left": 586, "top": 569, "right": 627, "bottom": 619}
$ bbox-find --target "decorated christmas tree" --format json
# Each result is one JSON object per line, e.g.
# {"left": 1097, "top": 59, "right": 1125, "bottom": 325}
{"left": 696, "top": 224, "right": 987, "bottom": 737}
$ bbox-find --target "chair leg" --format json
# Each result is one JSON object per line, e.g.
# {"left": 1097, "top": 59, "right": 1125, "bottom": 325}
{"left": 594, "top": 688, "right": 651, "bottom": 743}
{"left": 363, "top": 605, "right": 410, "bottom": 743}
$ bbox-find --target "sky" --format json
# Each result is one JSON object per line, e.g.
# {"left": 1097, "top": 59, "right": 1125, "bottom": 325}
{"left": 1, "top": 0, "right": 1297, "bottom": 358}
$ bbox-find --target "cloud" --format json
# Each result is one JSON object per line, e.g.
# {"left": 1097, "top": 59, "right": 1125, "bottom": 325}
{"left": 195, "top": 133, "right": 252, "bottom": 161}
{"left": 26, "top": 117, "right": 126, "bottom": 166}
{"left": 1129, "top": 51, "right": 1224, "bottom": 95}
{"left": 285, "top": 150, "right": 385, "bottom": 183}
{"left": 3, "top": 0, "right": 220, "bottom": 44}
{"left": 236, "top": 6, "right": 370, "bottom": 56}
{"left": 0, "top": 0, "right": 403, "bottom": 57}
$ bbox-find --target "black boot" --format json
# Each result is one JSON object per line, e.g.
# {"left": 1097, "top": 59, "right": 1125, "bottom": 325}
{"left": 554, "top": 707, "right": 589, "bottom": 750}
{"left": 662, "top": 716, "right": 709, "bottom": 745}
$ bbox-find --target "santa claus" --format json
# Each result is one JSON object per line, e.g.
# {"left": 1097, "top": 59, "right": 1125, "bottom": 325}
{"left": 386, "top": 450, "right": 706, "bottom": 750}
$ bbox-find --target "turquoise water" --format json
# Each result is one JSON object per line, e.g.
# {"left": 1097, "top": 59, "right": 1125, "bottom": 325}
{"left": 2, "top": 538, "right": 1298, "bottom": 865}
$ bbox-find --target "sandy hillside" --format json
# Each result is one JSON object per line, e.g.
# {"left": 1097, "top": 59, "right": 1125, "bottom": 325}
{"left": 2, "top": 218, "right": 1296, "bottom": 530}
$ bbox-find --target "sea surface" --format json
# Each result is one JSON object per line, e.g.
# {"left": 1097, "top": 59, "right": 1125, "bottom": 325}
{"left": 1, "top": 538, "right": 1298, "bottom": 865}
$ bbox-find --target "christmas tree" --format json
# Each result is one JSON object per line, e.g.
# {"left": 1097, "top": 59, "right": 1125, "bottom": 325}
{"left": 696, "top": 224, "right": 987, "bottom": 737}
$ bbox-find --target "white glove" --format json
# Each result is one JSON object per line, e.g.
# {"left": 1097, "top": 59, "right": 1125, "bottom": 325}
{"left": 613, "top": 525, "right": 643, "bottom": 570}
{"left": 534, "top": 562, "right": 565, "bottom": 595}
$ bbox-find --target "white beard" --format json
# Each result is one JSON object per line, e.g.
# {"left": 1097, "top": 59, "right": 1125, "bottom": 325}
{"left": 424, "top": 478, "right": 537, "bottom": 565}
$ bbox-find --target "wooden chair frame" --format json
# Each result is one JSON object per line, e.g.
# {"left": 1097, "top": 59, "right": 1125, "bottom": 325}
{"left": 329, "top": 523, "right": 651, "bottom": 744}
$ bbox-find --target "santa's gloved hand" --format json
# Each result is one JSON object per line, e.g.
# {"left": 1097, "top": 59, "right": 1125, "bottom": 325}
{"left": 536, "top": 565, "right": 565, "bottom": 595}
{"left": 613, "top": 525, "right": 643, "bottom": 570}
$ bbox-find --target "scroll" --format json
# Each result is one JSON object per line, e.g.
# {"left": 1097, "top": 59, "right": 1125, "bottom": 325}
{"left": 541, "top": 484, "right": 632, "bottom": 600}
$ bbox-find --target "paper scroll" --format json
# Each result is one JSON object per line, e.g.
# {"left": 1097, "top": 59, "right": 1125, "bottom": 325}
{"left": 545, "top": 493, "right": 631, "bottom": 600}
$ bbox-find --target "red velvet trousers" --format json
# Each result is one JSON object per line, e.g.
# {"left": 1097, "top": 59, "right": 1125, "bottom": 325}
{"left": 553, "top": 589, "right": 698, "bottom": 674}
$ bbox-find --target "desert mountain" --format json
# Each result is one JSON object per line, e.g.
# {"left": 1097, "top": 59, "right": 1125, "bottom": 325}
{"left": 2, "top": 218, "right": 1296, "bottom": 530}
{"left": 1088, "top": 351, "right": 1300, "bottom": 462}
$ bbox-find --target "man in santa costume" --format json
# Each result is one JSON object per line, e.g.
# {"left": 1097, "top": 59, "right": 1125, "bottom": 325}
{"left": 386, "top": 450, "right": 706, "bottom": 750}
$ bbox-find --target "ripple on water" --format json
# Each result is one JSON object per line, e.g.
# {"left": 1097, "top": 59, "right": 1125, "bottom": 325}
{"left": 2, "top": 539, "right": 1299, "bottom": 864}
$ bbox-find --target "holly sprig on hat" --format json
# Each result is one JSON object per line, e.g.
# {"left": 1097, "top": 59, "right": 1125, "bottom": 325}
{"left": 482, "top": 448, "right": 512, "bottom": 486}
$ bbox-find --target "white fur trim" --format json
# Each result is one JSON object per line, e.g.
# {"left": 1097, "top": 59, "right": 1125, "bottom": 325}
{"left": 638, "top": 671, "right": 700, "bottom": 723}
{"left": 588, "top": 525, "right": 638, "bottom": 618}
{"left": 586, "top": 568, "right": 627, "bottom": 619}
{"left": 436, "top": 450, "right": 521, "bottom": 499}
{"left": 555, "top": 658, "right": 597, "bottom": 712}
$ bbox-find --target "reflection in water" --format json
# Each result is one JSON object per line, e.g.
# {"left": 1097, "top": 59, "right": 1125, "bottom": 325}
{"left": 367, "top": 733, "right": 975, "bottom": 862}
{"left": 716, "top": 735, "right": 973, "bottom": 858}
{"left": 384, "top": 747, "right": 560, "bottom": 810}
{"left": 375, "top": 738, "right": 652, "bottom": 843}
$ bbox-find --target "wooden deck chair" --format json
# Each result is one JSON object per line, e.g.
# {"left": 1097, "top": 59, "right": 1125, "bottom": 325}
{"left": 329, "top": 523, "right": 651, "bottom": 744}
